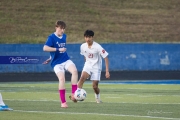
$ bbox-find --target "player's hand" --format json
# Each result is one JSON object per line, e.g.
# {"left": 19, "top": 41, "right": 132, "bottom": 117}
{"left": 105, "top": 71, "right": 110, "bottom": 79}
{"left": 42, "top": 59, "right": 51, "bottom": 64}
{"left": 59, "top": 47, "right": 67, "bottom": 52}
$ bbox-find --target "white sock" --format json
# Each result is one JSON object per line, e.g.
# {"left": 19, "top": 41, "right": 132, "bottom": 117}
{"left": 0, "top": 93, "right": 5, "bottom": 106}
{"left": 95, "top": 93, "right": 100, "bottom": 99}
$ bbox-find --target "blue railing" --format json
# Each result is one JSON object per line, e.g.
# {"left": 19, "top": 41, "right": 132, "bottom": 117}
{"left": 0, "top": 43, "right": 180, "bottom": 73}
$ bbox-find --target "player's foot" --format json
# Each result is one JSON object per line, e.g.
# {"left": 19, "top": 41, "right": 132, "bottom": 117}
{"left": 69, "top": 94, "right": 77, "bottom": 103}
{"left": 96, "top": 98, "right": 102, "bottom": 103}
{"left": 0, "top": 105, "right": 13, "bottom": 111}
{"left": 61, "top": 102, "right": 68, "bottom": 108}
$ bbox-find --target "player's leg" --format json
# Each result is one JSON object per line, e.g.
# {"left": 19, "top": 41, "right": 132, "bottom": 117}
{"left": 0, "top": 93, "right": 13, "bottom": 111}
{"left": 65, "top": 60, "right": 78, "bottom": 102}
{"left": 0, "top": 93, "right": 5, "bottom": 106}
{"left": 78, "top": 71, "right": 90, "bottom": 89}
{"left": 92, "top": 80, "right": 100, "bottom": 95}
{"left": 56, "top": 72, "right": 68, "bottom": 108}
{"left": 66, "top": 60, "right": 78, "bottom": 94}
{"left": 92, "top": 80, "right": 102, "bottom": 103}
{"left": 91, "top": 70, "right": 102, "bottom": 103}
{"left": 77, "top": 66, "right": 90, "bottom": 89}
{"left": 54, "top": 64, "right": 68, "bottom": 108}
{"left": 69, "top": 71, "right": 89, "bottom": 101}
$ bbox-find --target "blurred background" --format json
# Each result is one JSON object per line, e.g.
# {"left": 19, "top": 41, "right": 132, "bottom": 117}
{"left": 1, "top": 0, "right": 179, "bottom": 43}
{"left": 0, "top": 0, "right": 180, "bottom": 82}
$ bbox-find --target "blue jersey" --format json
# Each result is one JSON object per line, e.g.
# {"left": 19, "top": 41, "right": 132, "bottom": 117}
{"left": 44, "top": 33, "right": 70, "bottom": 68}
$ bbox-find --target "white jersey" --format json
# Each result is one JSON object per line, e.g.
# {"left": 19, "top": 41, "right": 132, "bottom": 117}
{"left": 80, "top": 41, "right": 108, "bottom": 70}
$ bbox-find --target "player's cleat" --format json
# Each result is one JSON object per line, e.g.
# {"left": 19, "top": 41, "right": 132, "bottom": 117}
{"left": 96, "top": 98, "right": 102, "bottom": 103}
{"left": 61, "top": 102, "right": 68, "bottom": 108}
{"left": 69, "top": 94, "right": 77, "bottom": 103}
{"left": 0, "top": 105, "right": 13, "bottom": 111}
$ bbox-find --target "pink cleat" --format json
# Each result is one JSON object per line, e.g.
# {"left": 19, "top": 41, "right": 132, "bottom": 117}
{"left": 61, "top": 102, "right": 68, "bottom": 108}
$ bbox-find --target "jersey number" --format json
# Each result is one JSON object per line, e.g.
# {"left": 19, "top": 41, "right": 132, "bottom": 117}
{"left": 88, "top": 53, "right": 93, "bottom": 58}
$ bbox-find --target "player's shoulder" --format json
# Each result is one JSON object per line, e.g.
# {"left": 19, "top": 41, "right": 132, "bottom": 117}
{"left": 63, "top": 34, "right": 67, "bottom": 38}
{"left": 81, "top": 42, "right": 87, "bottom": 47}
{"left": 93, "top": 41, "right": 102, "bottom": 48}
{"left": 48, "top": 33, "right": 55, "bottom": 38}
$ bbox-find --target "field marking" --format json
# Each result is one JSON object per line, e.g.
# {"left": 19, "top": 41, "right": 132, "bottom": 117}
{"left": 1, "top": 85, "right": 180, "bottom": 90}
{"left": 4, "top": 99, "right": 180, "bottom": 104}
{"left": 1, "top": 91, "right": 180, "bottom": 97}
{"left": 106, "top": 97, "right": 121, "bottom": 98}
{"left": 104, "top": 94, "right": 180, "bottom": 97}
{"left": 13, "top": 110, "right": 179, "bottom": 120}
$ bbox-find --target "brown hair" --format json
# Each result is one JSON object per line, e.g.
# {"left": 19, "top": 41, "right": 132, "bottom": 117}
{"left": 55, "top": 20, "right": 66, "bottom": 29}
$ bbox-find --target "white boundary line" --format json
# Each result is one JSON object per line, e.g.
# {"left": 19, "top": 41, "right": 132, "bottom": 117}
{"left": 4, "top": 99, "right": 180, "bottom": 104}
{"left": 1, "top": 86, "right": 180, "bottom": 91}
{"left": 1, "top": 91, "right": 180, "bottom": 97}
{"left": 13, "top": 110, "right": 179, "bottom": 120}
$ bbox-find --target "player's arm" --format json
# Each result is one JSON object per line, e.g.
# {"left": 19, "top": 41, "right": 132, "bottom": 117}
{"left": 43, "top": 45, "right": 66, "bottom": 52}
{"left": 80, "top": 44, "right": 86, "bottom": 62}
{"left": 43, "top": 45, "right": 56, "bottom": 52}
{"left": 84, "top": 57, "right": 86, "bottom": 62}
{"left": 97, "top": 44, "right": 110, "bottom": 79}
{"left": 104, "top": 57, "right": 110, "bottom": 79}
{"left": 42, "top": 56, "right": 51, "bottom": 64}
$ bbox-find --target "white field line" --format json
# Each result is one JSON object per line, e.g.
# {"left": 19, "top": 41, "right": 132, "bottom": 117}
{"left": 105, "top": 87, "right": 178, "bottom": 90}
{"left": 106, "top": 97, "right": 121, "bottom": 98}
{"left": 13, "top": 110, "right": 179, "bottom": 120}
{"left": 104, "top": 94, "right": 180, "bottom": 97}
{"left": 120, "top": 94, "right": 174, "bottom": 97}
{"left": 4, "top": 99, "right": 59, "bottom": 102}
{"left": 1, "top": 85, "right": 180, "bottom": 90}
{"left": 4, "top": 99, "right": 180, "bottom": 104}
{"left": 1, "top": 91, "right": 180, "bottom": 97}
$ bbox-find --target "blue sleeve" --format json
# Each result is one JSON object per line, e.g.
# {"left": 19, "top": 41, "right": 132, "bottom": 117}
{"left": 45, "top": 36, "right": 54, "bottom": 47}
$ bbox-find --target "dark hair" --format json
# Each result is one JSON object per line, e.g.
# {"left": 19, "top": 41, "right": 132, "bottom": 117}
{"left": 84, "top": 30, "right": 94, "bottom": 37}
{"left": 55, "top": 20, "right": 66, "bottom": 29}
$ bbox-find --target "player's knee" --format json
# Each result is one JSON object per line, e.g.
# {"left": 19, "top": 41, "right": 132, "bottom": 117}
{"left": 58, "top": 78, "right": 65, "bottom": 83}
{"left": 79, "top": 76, "right": 86, "bottom": 82}
{"left": 92, "top": 84, "right": 98, "bottom": 90}
{"left": 71, "top": 69, "right": 78, "bottom": 75}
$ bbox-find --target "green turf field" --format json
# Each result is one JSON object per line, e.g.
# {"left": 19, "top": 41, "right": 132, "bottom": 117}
{"left": 0, "top": 82, "right": 180, "bottom": 120}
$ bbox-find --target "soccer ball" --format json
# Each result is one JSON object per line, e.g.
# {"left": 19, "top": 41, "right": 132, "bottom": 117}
{"left": 74, "top": 89, "right": 87, "bottom": 101}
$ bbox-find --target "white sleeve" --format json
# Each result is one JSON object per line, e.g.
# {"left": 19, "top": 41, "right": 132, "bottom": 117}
{"left": 97, "top": 45, "right": 108, "bottom": 58}
{"left": 80, "top": 45, "right": 84, "bottom": 55}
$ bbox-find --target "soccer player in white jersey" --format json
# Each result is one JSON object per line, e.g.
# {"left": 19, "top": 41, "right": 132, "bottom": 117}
{"left": 0, "top": 93, "right": 13, "bottom": 111}
{"left": 43, "top": 20, "right": 78, "bottom": 108}
{"left": 77, "top": 30, "right": 110, "bottom": 103}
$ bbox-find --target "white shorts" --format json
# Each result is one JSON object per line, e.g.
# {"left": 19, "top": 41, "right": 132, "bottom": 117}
{"left": 82, "top": 66, "right": 101, "bottom": 81}
{"left": 54, "top": 60, "right": 75, "bottom": 74}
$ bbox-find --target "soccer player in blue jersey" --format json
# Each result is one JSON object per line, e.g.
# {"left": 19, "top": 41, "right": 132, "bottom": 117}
{"left": 43, "top": 20, "right": 78, "bottom": 108}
